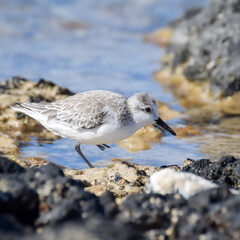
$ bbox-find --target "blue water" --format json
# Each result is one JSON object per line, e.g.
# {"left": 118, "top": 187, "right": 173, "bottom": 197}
{"left": 0, "top": 0, "right": 210, "bottom": 168}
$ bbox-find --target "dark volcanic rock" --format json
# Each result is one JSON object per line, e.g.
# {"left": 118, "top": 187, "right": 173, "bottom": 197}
{"left": 99, "top": 191, "right": 119, "bottom": 219}
{"left": 166, "top": 0, "right": 240, "bottom": 96}
{"left": 0, "top": 158, "right": 143, "bottom": 239}
{"left": 182, "top": 155, "right": 240, "bottom": 189}
{"left": 176, "top": 187, "right": 240, "bottom": 240}
{"left": 118, "top": 193, "right": 186, "bottom": 231}
{"left": 0, "top": 159, "right": 85, "bottom": 227}
{"left": 0, "top": 157, "right": 239, "bottom": 240}
{"left": 35, "top": 79, "right": 74, "bottom": 96}
{"left": 118, "top": 187, "right": 240, "bottom": 239}
{"left": 0, "top": 156, "right": 25, "bottom": 174}
{"left": 19, "top": 163, "right": 85, "bottom": 213}
{"left": 0, "top": 176, "right": 39, "bottom": 224}
{"left": 0, "top": 157, "right": 38, "bottom": 225}
{"left": 24, "top": 218, "right": 144, "bottom": 240}
{"left": 0, "top": 214, "right": 33, "bottom": 240}
{"left": 36, "top": 190, "right": 103, "bottom": 226}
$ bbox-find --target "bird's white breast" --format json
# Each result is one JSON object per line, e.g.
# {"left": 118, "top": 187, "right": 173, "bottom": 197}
{"left": 41, "top": 119, "right": 140, "bottom": 145}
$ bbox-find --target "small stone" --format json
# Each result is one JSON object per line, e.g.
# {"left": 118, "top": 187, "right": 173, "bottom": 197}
{"left": 181, "top": 158, "right": 194, "bottom": 168}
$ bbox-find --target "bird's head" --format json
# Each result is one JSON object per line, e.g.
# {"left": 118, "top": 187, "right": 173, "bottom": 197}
{"left": 128, "top": 92, "right": 176, "bottom": 136}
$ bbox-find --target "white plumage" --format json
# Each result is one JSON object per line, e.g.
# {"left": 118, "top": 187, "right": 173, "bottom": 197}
{"left": 11, "top": 90, "right": 176, "bottom": 168}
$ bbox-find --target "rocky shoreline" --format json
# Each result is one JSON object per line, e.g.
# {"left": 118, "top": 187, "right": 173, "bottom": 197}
{"left": 0, "top": 76, "right": 185, "bottom": 167}
{"left": 0, "top": 155, "right": 239, "bottom": 240}
{"left": 0, "top": 77, "right": 239, "bottom": 239}
{"left": 146, "top": 0, "right": 240, "bottom": 118}
{"left": 1, "top": 0, "right": 240, "bottom": 238}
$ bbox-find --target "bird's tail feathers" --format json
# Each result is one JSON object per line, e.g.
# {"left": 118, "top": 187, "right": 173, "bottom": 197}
{"left": 11, "top": 102, "right": 47, "bottom": 121}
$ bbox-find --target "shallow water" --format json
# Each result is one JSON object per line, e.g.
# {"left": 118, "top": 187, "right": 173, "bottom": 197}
{"left": 2, "top": 0, "right": 230, "bottom": 168}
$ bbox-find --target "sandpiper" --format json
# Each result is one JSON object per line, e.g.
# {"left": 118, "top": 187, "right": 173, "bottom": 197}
{"left": 11, "top": 90, "right": 176, "bottom": 168}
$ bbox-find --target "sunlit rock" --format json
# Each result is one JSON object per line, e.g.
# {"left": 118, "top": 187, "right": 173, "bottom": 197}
{"left": 144, "top": 27, "right": 173, "bottom": 46}
{"left": 174, "top": 125, "right": 200, "bottom": 138}
{"left": 152, "top": 0, "right": 240, "bottom": 117}
{"left": 117, "top": 124, "right": 162, "bottom": 152}
{"left": 0, "top": 132, "right": 18, "bottom": 155}
{"left": 145, "top": 168, "right": 217, "bottom": 199}
{"left": 64, "top": 160, "right": 158, "bottom": 204}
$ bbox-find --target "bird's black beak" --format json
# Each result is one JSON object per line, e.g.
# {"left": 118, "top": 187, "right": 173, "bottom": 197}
{"left": 155, "top": 117, "right": 176, "bottom": 136}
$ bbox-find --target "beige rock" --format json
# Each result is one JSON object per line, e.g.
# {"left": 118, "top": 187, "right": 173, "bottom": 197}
{"left": 5, "top": 155, "right": 48, "bottom": 168}
{"left": 220, "top": 93, "right": 240, "bottom": 115}
{"left": 154, "top": 67, "right": 213, "bottom": 109}
{"left": 144, "top": 27, "right": 173, "bottom": 46}
{"left": 0, "top": 77, "right": 73, "bottom": 166}
{"left": 153, "top": 49, "right": 240, "bottom": 117}
{"left": 156, "top": 100, "right": 180, "bottom": 121}
{"left": 0, "top": 77, "right": 72, "bottom": 138}
{"left": 174, "top": 125, "right": 201, "bottom": 138}
{"left": 117, "top": 124, "right": 162, "bottom": 152}
{"left": 181, "top": 158, "right": 194, "bottom": 169}
{"left": 64, "top": 160, "right": 159, "bottom": 203}
{"left": 0, "top": 132, "right": 18, "bottom": 154}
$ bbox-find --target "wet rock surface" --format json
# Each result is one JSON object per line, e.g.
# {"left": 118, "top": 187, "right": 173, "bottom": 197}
{"left": 0, "top": 76, "right": 181, "bottom": 169}
{"left": 0, "top": 76, "right": 76, "bottom": 168}
{"left": 170, "top": 0, "right": 240, "bottom": 96}
{"left": 182, "top": 155, "right": 240, "bottom": 189}
{"left": 0, "top": 75, "right": 239, "bottom": 238}
{"left": 0, "top": 155, "right": 239, "bottom": 240}
{"left": 0, "top": 76, "right": 73, "bottom": 136}
{"left": 151, "top": 0, "right": 240, "bottom": 115}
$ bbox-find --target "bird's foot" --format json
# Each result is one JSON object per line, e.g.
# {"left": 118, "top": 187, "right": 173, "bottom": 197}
{"left": 97, "top": 144, "right": 111, "bottom": 151}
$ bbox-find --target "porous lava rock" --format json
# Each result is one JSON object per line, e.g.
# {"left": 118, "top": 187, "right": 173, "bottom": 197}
{"left": 0, "top": 157, "right": 240, "bottom": 240}
{"left": 151, "top": 0, "right": 240, "bottom": 115}
{"left": 182, "top": 155, "right": 240, "bottom": 189}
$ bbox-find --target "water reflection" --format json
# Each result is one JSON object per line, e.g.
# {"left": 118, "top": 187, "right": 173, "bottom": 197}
{"left": 197, "top": 116, "right": 240, "bottom": 160}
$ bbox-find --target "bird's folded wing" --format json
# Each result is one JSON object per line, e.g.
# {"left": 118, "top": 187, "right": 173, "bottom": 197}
{"left": 43, "top": 94, "right": 108, "bottom": 129}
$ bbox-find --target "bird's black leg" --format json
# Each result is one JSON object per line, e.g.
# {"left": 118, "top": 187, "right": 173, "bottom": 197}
{"left": 103, "top": 144, "right": 111, "bottom": 148}
{"left": 75, "top": 143, "right": 94, "bottom": 168}
{"left": 97, "top": 144, "right": 111, "bottom": 151}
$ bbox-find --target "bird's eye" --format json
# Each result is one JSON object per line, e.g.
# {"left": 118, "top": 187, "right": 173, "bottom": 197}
{"left": 145, "top": 107, "right": 151, "bottom": 113}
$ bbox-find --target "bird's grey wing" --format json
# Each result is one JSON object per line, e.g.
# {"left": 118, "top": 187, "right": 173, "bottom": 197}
{"left": 42, "top": 93, "right": 108, "bottom": 129}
